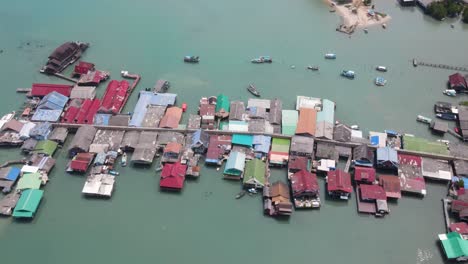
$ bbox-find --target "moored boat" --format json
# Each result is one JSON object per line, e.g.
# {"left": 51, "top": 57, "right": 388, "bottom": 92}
{"left": 307, "top": 65, "right": 319, "bottom": 71}
{"left": 375, "top": 77, "right": 387, "bottom": 86}
{"left": 341, "top": 70, "right": 355, "bottom": 79}
{"left": 443, "top": 89, "right": 456, "bottom": 97}
{"left": 247, "top": 84, "right": 260, "bottom": 97}
{"left": 376, "top": 66, "right": 387, "bottom": 72}
{"left": 121, "top": 152, "right": 127, "bottom": 167}
{"left": 235, "top": 190, "right": 246, "bottom": 199}
{"left": 184, "top": 56, "right": 200, "bottom": 63}
{"left": 0, "top": 111, "right": 15, "bottom": 130}
{"left": 251, "top": 56, "right": 272, "bottom": 63}
{"left": 436, "top": 113, "right": 457, "bottom": 121}
{"left": 325, "top": 53, "right": 336, "bottom": 59}
{"left": 416, "top": 115, "right": 432, "bottom": 124}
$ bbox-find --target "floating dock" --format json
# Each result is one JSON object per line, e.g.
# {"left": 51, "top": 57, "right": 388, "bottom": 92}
{"left": 413, "top": 59, "right": 468, "bottom": 72}
{"left": 16, "top": 88, "right": 31, "bottom": 93}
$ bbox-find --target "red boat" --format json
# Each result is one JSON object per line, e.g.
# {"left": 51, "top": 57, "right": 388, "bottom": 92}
{"left": 182, "top": 103, "right": 187, "bottom": 112}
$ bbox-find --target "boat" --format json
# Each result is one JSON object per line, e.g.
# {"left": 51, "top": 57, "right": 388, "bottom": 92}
{"left": 443, "top": 89, "right": 456, "bottom": 97}
{"left": 235, "top": 190, "right": 246, "bottom": 199}
{"left": 325, "top": 53, "right": 336, "bottom": 59}
{"left": 375, "top": 77, "right": 387, "bottom": 86}
{"left": 416, "top": 115, "right": 432, "bottom": 124}
{"left": 247, "top": 188, "right": 257, "bottom": 194}
{"left": 413, "top": 59, "right": 418, "bottom": 67}
{"left": 182, "top": 103, "right": 187, "bottom": 112}
{"left": 364, "top": 28, "right": 368, "bottom": 34}
{"left": 376, "top": 66, "right": 387, "bottom": 72}
{"left": 121, "top": 152, "right": 127, "bottom": 167}
{"left": 436, "top": 113, "right": 457, "bottom": 121}
{"left": 247, "top": 84, "right": 260, "bottom": 97}
{"left": 382, "top": 23, "right": 387, "bottom": 29}
{"left": 184, "top": 56, "right": 200, "bottom": 63}
{"left": 0, "top": 111, "right": 15, "bottom": 130}
{"left": 437, "top": 139, "right": 450, "bottom": 145}
{"left": 307, "top": 66, "right": 319, "bottom": 71}
{"left": 341, "top": 70, "right": 355, "bottom": 79}
{"left": 350, "top": 125, "right": 360, "bottom": 130}
{"left": 251, "top": 56, "right": 272, "bottom": 63}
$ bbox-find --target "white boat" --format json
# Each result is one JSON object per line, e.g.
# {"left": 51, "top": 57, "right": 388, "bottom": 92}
{"left": 325, "top": 53, "right": 336, "bottom": 59}
{"left": 443, "top": 89, "right": 456, "bottom": 97}
{"left": 375, "top": 77, "right": 387, "bottom": 86}
{"left": 416, "top": 115, "right": 432, "bottom": 124}
{"left": 350, "top": 125, "right": 360, "bottom": 130}
{"left": 376, "top": 66, "right": 387, "bottom": 72}
{"left": 121, "top": 152, "right": 127, "bottom": 167}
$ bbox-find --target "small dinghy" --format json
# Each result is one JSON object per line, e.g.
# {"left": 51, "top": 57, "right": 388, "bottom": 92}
{"left": 375, "top": 77, "right": 387, "bottom": 86}
{"left": 325, "top": 53, "right": 336, "bottom": 59}
{"left": 121, "top": 152, "right": 127, "bottom": 167}
{"left": 341, "top": 70, "right": 355, "bottom": 79}
{"left": 247, "top": 84, "right": 260, "bottom": 97}
{"left": 184, "top": 55, "right": 200, "bottom": 63}
{"left": 235, "top": 190, "right": 246, "bottom": 199}
{"left": 251, "top": 56, "right": 272, "bottom": 63}
{"left": 376, "top": 66, "right": 387, "bottom": 72}
{"left": 307, "top": 65, "right": 319, "bottom": 71}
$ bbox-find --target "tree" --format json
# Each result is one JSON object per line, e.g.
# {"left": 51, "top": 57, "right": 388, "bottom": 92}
{"left": 463, "top": 7, "right": 468, "bottom": 23}
{"left": 427, "top": 2, "right": 448, "bottom": 20}
{"left": 446, "top": 0, "right": 462, "bottom": 17}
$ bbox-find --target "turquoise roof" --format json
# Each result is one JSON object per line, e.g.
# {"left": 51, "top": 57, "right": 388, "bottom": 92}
{"left": 216, "top": 94, "right": 230, "bottom": 112}
{"left": 439, "top": 232, "right": 468, "bottom": 259}
{"left": 224, "top": 151, "right": 246, "bottom": 175}
{"left": 232, "top": 134, "right": 253, "bottom": 147}
{"left": 316, "top": 99, "right": 335, "bottom": 123}
{"left": 282, "top": 110, "right": 298, "bottom": 136}
{"left": 13, "top": 189, "right": 44, "bottom": 218}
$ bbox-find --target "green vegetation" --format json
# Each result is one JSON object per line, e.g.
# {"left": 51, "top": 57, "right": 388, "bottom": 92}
{"left": 426, "top": 0, "right": 463, "bottom": 21}
{"left": 463, "top": 7, "right": 468, "bottom": 23}
{"left": 363, "top": 0, "right": 372, "bottom": 6}
{"left": 460, "top": 101, "right": 468, "bottom": 106}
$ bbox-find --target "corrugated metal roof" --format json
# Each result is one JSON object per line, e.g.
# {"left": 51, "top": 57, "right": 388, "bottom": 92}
{"left": 315, "top": 121, "right": 333, "bottom": 140}
{"left": 243, "top": 159, "right": 266, "bottom": 186}
{"left": 129, "top": 91, "right": 153, "bottom": 127}
{"left": 29, "top": 122, "right": 52, "bottom": 140}
{"left": 34, "top": 140, "right": 58, "bottom": 156}
{"left": 31, "top": 83, "right": 72, "bottom": 97}
{"left": 369, "top": 131, "right": 387, "bottom": 148}
{"left": 70, "top": 86, "right": 96, "bottom": 99}
{"left": 31, "top": 109, "right": 62, "bottom": 122}
{"left": 94, "top": 113, "right": 111, "bottom": 125}
{"left": 269, "top": 99, "right": 282, "bottom": 125}
{"left": 229, "top": 101, "right": 245, "bottom": 121}
{"left": 316, "top": 99, "right": 335, "bottom": 123}
{"left": 150, "top": 93, "right": 177, "bottom": 106}
{"left": 228, "top": 120, "right": 248, "bottom": 132}
{"left": 19, "top": 122, "right": 36, "bottom": 139}
{"left": 216, "top": 94, "right": 230, "bottom": 112}
{"left": 232, "top": 134, "right": 253, "bottom": 147}
{"left": 12, "top": 189, "right": 43, "bottom": 218}
{"left": 159, "top": 107, "right": 182, "bottom": 129}
{"left": 38, "top": 91, "right": 69, "bottom": 110}
{"left": 282, "top": 110, "right": 298, "bottom": 136}
{"left": 296, "top": 108, "right": 316, "bottom": 136}
{"left": 377, "top": 147, "right": 398, "bottom": 162}
{"left": 224, "top": 151, "right": 246, "bottom": 175}
{"left": 271, "top": 138, "right": 290, "bottom": 153}
{"left": 142, "top": 105, "right": 166, "bottom": 127}
{"left": 296, "top": 96, "right": 321, "bottom": 110}
{"left": 253, "top": 135, "right": 271, "bottom": 154}
{"left": 247, "top": 99, "right": 270, "bottom": 109}
{"left": 16, "top": 173, "right": 42, "bottom": 190}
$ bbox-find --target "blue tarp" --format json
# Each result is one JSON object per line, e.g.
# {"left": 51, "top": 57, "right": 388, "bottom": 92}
{"left": 29, "top": 122, "right": 52, "bottom": 140}
{"left": 6, "top": 167, "right": 20, "bottom": 181}
{"left": 370, "top": 135, "right": 380, "bottom": 146}
{"left": 129, "top": 91, "right": 153, "bottom": 127}
{"left": 253, "top": 135, "right": 271, "bottom": 154}
{"left": 94, "top": 113, "right": 111, "bottom": 126}
{"left": 150, "top": 93, "right": 177, "bottom": 106}
{"left": 38, "top": 91, "right": 68, "bottom": 110}
{"left": 31, "top": 109, "right": 62, "bottom": 122}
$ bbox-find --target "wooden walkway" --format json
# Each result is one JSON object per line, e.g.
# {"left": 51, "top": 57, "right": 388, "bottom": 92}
{"left": 413, "top": 59, "right": 468, "bottom": 72}
{"left": 52, "top": 72, "right": 78, "bottom": 84}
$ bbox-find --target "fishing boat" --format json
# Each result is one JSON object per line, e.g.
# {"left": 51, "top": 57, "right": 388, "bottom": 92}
{"left": 443, "top": 89, "right": 456, "bottom": 97}
{"left": 184, "top": 56, "right": 200, "bottom": 63}
{"left": 376, "top": 66, "right": 387, "bottom": 72}
{"left": 307, "top": 66, "right": 319, "bottom": 71}
{"left": 235, "top": 190, "right": 246, "bottom": 199}
{"left": 251, "top": 56, "right": 272, "bottom": 63}
{"left": 350, "top": 125, "right": 360, "bottom": 130}
{"left": 375, "top": 77, "right": 387, "bottom": 86}
{"left": 247, "top": 188, "right": 258, "bottom": 194}
{"left": 416, "top": 115, "right": 432, "bottom": 124}
{"left": 325, "top": 53, "right": 336, "bottom": 59}
{"left": 436, "top": 113, "right": 457, "bottom": 121}
{"left": 121, "top": 152, "right": 127, "bottom": 167}
{"left": 182, "top": 103, "right": 187, "bottom": 112}
{"left": 247, "top": 84, "right": 260, "bottom": 97}
{"left": 341, "top": 70, "right": 355, "bottom": 79}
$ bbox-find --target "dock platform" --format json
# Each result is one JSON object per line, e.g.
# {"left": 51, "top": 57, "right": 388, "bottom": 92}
{"left": 413, "top": 59, "right": 468, "bottom": 72}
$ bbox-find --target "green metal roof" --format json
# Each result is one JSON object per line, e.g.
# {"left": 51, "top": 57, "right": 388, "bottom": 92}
{"left": 282, "top": 110, "right": 298, "bottom": 136}
{"left": 216, "top": 94, "right": 230, "bottom": 112}
{"left": 316, "top": 99, "right": 335, "bottom": 124}
{"left": 271, "top": 138, "right": 291, "bottom": 153}
{"left": 16, "top": 173, "right": 42, "bottom": 190}
{"left": 13, "top": 189, "right": 44, "bottom": 218}
{"left": 224, "top": 151, "right": 246, "bottom": 176}
{"left": 403, "top": 135, "right": 449, "bottom": 155}
{"left": 243, "top": 159, "right": 265, "bottom": 187}
{"left": 33, "top": 140, "right": 58, "bottom": 156}
{"left": 439, "top": 232, "right": 468, "bottom": 259}
{"left": 232, "top": 134, "right": 253, "bottom": 147}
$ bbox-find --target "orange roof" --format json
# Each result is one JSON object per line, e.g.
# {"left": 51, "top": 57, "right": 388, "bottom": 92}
{"left": 164, "top": 142, "right": 182, "bottom": 153}
{"left": 295, "top": 108, "right": 316, "bottom": 136}
{"left": 159, "top": 107, "right": 182, "bottom": 129}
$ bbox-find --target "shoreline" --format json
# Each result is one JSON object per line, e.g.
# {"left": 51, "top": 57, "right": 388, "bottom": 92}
{"left": 325, "top": 0, "right": 391, "bottom": 30}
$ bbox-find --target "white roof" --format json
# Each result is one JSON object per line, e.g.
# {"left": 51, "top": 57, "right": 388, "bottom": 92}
{"left": 70, "top": 86, "right": 96, "bottom": 99}
{"left": 228, "top": 121, "right": 249, "bottom": 132}
{"left": 247, "top": 99, "right": 271, "bottom": 109}
{"left": 19, "top": 122, "right": 36, "bottom": 139}
{"left": 351, "top": 130, "right": 363, "bottom": 138}
{"left": 21, "top": 165, "right": 39, "bottom": 173}
{"left": 317, "top": 159, "right": 336, "bottom": 172}
{"left": 296, "top": 96, "right": 322, "bottom": 111}
{"left": 82, "top": 174, "right": 115, "bottom": 197}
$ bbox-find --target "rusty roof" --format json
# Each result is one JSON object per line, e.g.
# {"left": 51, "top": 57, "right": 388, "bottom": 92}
{"left": 295, "top": 108, "right": 316, "bottom": 136}
{"left": 159, "top": 107, "right": 182, "bottom": 129}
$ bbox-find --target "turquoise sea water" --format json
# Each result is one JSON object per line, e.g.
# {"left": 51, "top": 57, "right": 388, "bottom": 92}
{"left": 0, "top": 0, "right": 467, "bottom": 263}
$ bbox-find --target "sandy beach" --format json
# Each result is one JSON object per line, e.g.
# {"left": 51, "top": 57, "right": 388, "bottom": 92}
{"left": 326, "top": 0, "right": 391, "bottom": 30}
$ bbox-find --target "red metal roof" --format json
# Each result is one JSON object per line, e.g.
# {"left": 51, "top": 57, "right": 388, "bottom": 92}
{"left": 354, "top": 166, "right": 376, "bottom": 182}
{"left": 288, "top": 156, "right": 308, "bottom": 172}
{"left": 160, "top": 162, "right": 187, "bottom": 190}
{"left": 199, "top": 104, "right": 215, "bottom": 116}
{"left": 295, "top": 108, "right": 316, "bottom": 136}
{"left": 84, "top": 99, "right": 101, "bottom": 124}
{"left": 74, "top": 61, "right": 95, "bottom": 75}
{"left": 70, "top": 153, "right": 94, "bottom": 172}
{"left": 62, "top": 106, "right": 80, "bottom": 123}
{"left": 159, "top": 107, "right": 182, "bottom": 129}
{"left": 290, "top": 170, "right": 319, "bottom": 196}
{"left": 452, "top": 200, "right": 468, "bottom": 213}
{"left": 379, "top": 175, "right": 401, "bottom": 199}
{"left": 449, "top": 73, "right": 467, "bottom": 88}
{"left": 100, "top": 80, "right": 120, "bottom": 112}
{"left": 327, "top": 170, "right": 352, "bottom": 193}
{"left": 110, "top": 80, "right": 129, "bottom": 113}
{"left": 31, "top": 83, "right": 72, "bottom": 97}
{"left": 398, "top": 154, "right": 422, "bottom": 167}
{"left": 164, "top": 142, "right": 182, "bottom": 154}
{"left": 359, "top": 184, "right": 386, "bottom": 200}
{"left": 206, "top": 135, "right": 232, "bottom": 161}
{"left": 74, "top": 99, "right": 93, "bottom": 124}
{"left": 450, "top": 222, "right": 468, "bottom": 235}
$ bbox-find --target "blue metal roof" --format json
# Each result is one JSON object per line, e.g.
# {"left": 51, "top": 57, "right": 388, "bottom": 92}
{"left": 129, "top": 91, "right": 153, "bottom": 127}
{"left": 6, "top": 167, "right": 20, "bottom": 181}
{"left": 377, "top": 147, "right": 398, "bottom": 162}
{"left": 29, "top": 122, "right": 52, "bottom": 140}
{"left": 31, "top": 109, "right": 62, "bottom": 122}
{"left": 94, "top": 113, "right": 112, "bottom": 126}
{"left": 191, "top": 129, "right": 209, "bottom": 147}
{"left": 224, "top": 151, "right": 246, "bottom": 172}
{"left": 253, "top": 135, "right": 271, "bottom": 154}
{"left": 232, "top": 134, "right": 253, "bottom": 147}
{"left": 38, "top": 91, "right": 68, "bottom": 110}
{"left": 150, "top": 93, "right": 177, "bottom": 106}
{"left": 316, "top": 99, "right": 335, "bottom": 123}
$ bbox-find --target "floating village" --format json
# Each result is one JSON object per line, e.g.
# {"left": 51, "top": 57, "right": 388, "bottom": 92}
{"left": 1, "top": 41, "right": 468, "bottom": 261}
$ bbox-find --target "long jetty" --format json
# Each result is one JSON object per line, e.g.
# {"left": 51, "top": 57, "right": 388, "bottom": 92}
{"left": 52, "top": 73, "right": 78, "bottom": 84}
{"left": 53, "top": 123, "right": 468, "bottom": 162}
{"left": 413, "top": 59, "right": 468, "bottom": 72}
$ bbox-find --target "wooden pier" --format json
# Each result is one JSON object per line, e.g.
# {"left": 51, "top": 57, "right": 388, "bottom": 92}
{"left": 120, "top": 71, "right": 141, "bottom": 113}
{"left": 442, "top": 198, "right": 451, "bottom": 233}
{"left": 52, "top": 72, "right": 78, "bottom": 84}
{"left": 0, "top": 159, "right": 27, "bottom": 168}
{"left": 16, "top": 88, "right": 31, "bottom": 93}
{"left": 413, "top": 59, "right": 468, "bottom": 72}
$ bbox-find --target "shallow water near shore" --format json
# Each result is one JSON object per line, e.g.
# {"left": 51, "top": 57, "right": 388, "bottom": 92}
{"left": 0, "top": 0, "right": 467, "bottom": 263}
